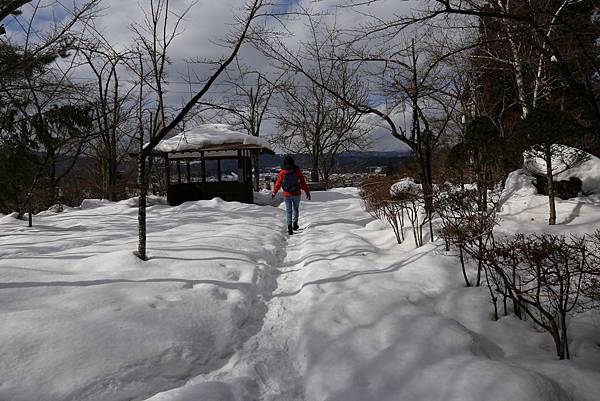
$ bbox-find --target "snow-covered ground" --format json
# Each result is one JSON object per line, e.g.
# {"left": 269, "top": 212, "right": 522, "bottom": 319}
{"left": 1, "top": 186, "right": 599, "bottom": 401}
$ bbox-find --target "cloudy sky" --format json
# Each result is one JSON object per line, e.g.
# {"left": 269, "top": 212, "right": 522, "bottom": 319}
{"left": 5, "top": 0, "right": 419, "bottom": 152}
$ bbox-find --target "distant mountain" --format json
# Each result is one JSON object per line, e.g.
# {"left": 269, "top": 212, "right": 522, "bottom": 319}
{"left": 259, "top": 151, "right": 410, "bottom": 173}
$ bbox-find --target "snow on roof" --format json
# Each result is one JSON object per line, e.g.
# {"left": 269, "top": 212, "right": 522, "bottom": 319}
{"left": 153, "top": 124, "right": 273, "bottom": 153}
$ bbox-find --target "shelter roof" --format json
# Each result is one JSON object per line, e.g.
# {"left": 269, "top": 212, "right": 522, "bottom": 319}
{"left": 150, "top": 124, "right": 274, "bottom": 154}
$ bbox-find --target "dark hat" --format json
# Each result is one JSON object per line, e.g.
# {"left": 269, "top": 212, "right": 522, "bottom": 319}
{"left": 282, "top": 155, "right": 296, "bottom": 170}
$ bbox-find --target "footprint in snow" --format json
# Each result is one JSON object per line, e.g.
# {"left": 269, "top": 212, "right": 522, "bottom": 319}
{"left": 226, "top": 270, "right": 240, "bottom": 281}
{"left": 210, "top": 287, "right": 229, "bottom": 301}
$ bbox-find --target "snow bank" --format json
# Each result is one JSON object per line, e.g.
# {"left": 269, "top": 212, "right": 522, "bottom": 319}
{"left": 117, "top": 195, "right": 169, "bottom": 207}
{"left": 524, "top": 146, "right": 600, "bottom": 193}
{"left": 0, "top": 211, "right": 20, "bottom": 224}
{"left": 499, "top": 171, "right": 600, "bottom": 232}
{"left": 502, "top": 169, "right": 538, "bottom": 198}
{"left": 0, "top": 198, "right": 286, "bottom": 401}
{"left": 80, "top": 198, "right": 113, "bottom": 209}
{"left": 295, "top": 243, "right": 574, "bottom": 401}
{"left": 390, "top": 177, "right": 423, "bottom": 196}
{"left": 500, "top": 160, "right": 600, "bottom": 230}
{"left": 79, "top": 196, "right": 168, "bottom": 210}
{"left": 35, "top": 204, "right": 77, "bottom": 217}
{"left": 153, "top": 124, "right": 273, "bottom": 153}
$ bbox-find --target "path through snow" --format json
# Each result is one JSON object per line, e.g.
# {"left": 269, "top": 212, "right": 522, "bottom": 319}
{"left": 146, "top": 188, "right": 600, "bottom": 401}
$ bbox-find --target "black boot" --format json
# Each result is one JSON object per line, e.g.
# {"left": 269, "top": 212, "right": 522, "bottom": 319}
{"left": 293, "top": 222, "right": 299, "bottom": 230}
{"left": 288, "top": 225, "right": 294, "bottom": 235}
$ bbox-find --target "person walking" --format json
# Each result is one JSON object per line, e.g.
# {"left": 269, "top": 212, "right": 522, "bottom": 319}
{"left": 272, "top": 155, "right": 311, "bottom": 235}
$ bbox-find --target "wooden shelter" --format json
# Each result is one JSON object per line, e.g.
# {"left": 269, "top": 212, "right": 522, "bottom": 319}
{"left": 146, "top": 124, "right": 274, "bottom": 206}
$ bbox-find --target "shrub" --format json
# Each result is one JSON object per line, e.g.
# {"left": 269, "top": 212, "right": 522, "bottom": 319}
{"left": 360, "top": 176, "right": 428, "bottom": 246}
{"left": 483, "top": 233, "right": 592, "bottom": 359}
{"left": 435, "top": 187, "right": 499, "bottom": 287}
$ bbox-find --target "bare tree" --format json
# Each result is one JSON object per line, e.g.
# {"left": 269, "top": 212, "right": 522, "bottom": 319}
{"left": 79, "top": 42, "right": 137, "bottom": 200}
{"left": 0, "top": 0, "right": 99, "bottom": 79}
{"left": 268, "top": 17, "right": 372, "bottom": 184}
{"left": 228, "top": 68, "right": 278, "bottom": 190}
{"left": 196, "top": 61, "right": 281, "bottom": 190}
{"left": 130, "top": 0, "right": 276, "bottom": 260}
{"left": 254, "top": 12, "right": 460, "bottom": 237}
{"left": 378, "top": 37, "right": 461, "bottom": 228}
{"left": 342, "top": 0, "right": 600, "bottom": 135}
{"left": 584, "top": 230, "right": 600, "bottom": 306}
{"left": 276, "top": 73, "right": 370, "bottom": 184}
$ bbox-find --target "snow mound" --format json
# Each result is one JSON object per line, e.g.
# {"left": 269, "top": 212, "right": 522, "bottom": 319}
{"left": 153, "top": 124, "right": 273, "bottom": 153}
{"left": 80, "top": 199, "right": 112, "bottom": 209}
{"left": 499, "top": 167, "right": 600, "bottom": 233}
{"left": 118, "top": 195, "right": 168, "bottom": 207}
{"left": 390, "top": 177, "right": 423, "bottom": 196}
{"left": 436, "top": 360, "right": 571, "bottom": 401}
{"left": 80, "top": 196, "right": 168, "bottom": 210}
{"left": 502, "top": 169, "right": 538, "bottom": 199}
{"left": 524, "top": 146, "right": 600, "bottom": 193}
{"left": 0, "top": 212, "right": 20, "bottom": 224}
{"left": 36, "top": 204, "right": 73, "bottom": 216}
{"left": 47, "top": 204, "right": 64, "bottom": 213}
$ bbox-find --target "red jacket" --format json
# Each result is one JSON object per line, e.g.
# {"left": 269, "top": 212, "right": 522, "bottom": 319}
{"left": 273, "top": 168, "right": 310, "bottom": 197}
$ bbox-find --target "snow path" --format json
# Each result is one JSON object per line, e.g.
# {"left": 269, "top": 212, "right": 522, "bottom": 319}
{"left": 145, "top": 189, "right": 399, "bottom": 400}
{"left": 147, "top": 189, "right": 600, "bottom": 401}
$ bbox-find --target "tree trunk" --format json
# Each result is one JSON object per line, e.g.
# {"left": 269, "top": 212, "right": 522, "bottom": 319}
{"left": 420, "top": 170, "right": 434, "bottom": 242}
{"left": 49, "top": 158, "right": 57, "bottom": 207}
{"left": 476, "top": 178, "right": 487, "bottom": 286}
{"left": 415, "top": 144, "right": 435, "bottom": 242}
{"left": 424, "top": 155, "right": 434, "bottom": 242}
{"left": 311, "top": 152, "right": 319, "bottom": 182}
{"left": 108, "top": 155, "right": 118, "bottom": 201}
{"left": 137, "top": 154, "right": 147, "bottom": 261}
{"left": 551, "top": 329, "right": 565, "bottom": 360}
{"left": 482, "top": 258, "right": 499, "bottom": 320}
{"left": 27, "top": 192, "right": 33, "bottom": 227}
{"left": 108, "top": 165, "right": 117, "bottom": 201}
{"left": 546, "top": 148, "right": 557, "bottom": 225}
{"left": 109, "top": 128, "right": 118, "bottom": 201}
{"left": 504, "top": 12, "right": 529, "bottom": 119}
{"left": 459, "top": 246, "right": 471, "bottom": 287}
{"left": 560, "top": 310, "right": 570, "bottom": 360}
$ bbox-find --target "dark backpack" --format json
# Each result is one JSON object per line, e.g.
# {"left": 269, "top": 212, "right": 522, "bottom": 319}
{"left": 282, "top": 170, "right": 300, "bottom": 193}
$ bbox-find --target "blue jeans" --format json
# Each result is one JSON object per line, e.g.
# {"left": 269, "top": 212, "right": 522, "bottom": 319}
{"left": 284, "top": 195, "right": 301, "bottom": 225}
